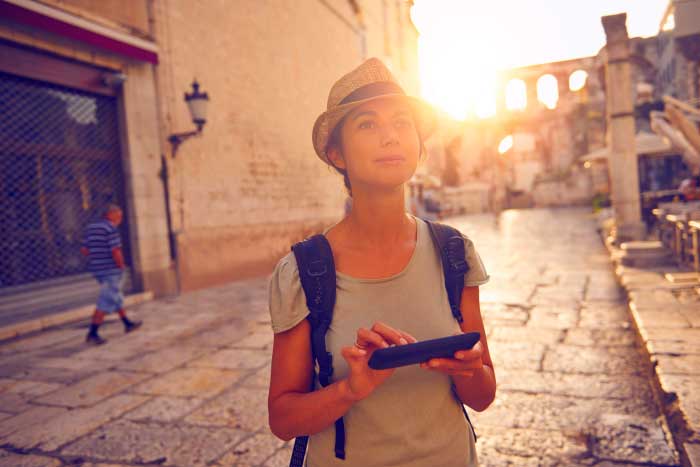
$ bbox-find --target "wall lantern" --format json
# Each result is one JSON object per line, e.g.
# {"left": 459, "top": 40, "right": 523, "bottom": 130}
{"left": 168, "top": 79, "right": 209, "bottom": 157}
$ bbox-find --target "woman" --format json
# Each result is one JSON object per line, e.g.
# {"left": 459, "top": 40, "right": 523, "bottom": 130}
{"left": 268, "top": 58, "right": 496, "bottom": 466}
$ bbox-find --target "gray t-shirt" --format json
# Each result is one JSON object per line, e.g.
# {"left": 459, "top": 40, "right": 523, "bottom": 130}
{"left": 268, "top": 218, "right": 489, "bottom": 467}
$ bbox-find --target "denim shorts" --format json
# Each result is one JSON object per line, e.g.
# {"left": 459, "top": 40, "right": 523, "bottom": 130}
{"left": 95, "top": 274, "right": 124, "bottom": 313}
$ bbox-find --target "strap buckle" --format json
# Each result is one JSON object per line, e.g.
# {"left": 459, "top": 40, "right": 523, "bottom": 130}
{"left": 445, "top": 237, "right": 468, "bottom": 274}
{"left": 307, "top": 259, "right": 327, "bottom": 277}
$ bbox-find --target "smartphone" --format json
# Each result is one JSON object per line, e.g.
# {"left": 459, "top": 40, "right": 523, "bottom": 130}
{"left": 367, "top": 332, "right": 481, "bottom": 370}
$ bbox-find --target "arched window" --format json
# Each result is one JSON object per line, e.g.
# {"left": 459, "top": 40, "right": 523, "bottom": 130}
{"left": 569, "top": 70, "right": 588, "bottom": 92}
{"left": 537, "top": 74, "right": 559, "bottom": 109}
{"left": 505, "top": 79, "right": 527, "bottom": 111}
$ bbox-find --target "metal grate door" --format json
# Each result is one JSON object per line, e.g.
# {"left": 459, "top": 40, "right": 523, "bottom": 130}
{"left": 0, "top": 71, "right": 132, "bottom": 289}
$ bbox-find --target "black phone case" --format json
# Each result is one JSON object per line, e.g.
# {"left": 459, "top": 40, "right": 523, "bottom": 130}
{"left": 367, "top": 332, "right": 481, "bottom": 370}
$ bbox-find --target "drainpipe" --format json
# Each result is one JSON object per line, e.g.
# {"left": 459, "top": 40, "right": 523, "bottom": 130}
{"left": 159, "top": 153, "right": 181, "bottom": 294}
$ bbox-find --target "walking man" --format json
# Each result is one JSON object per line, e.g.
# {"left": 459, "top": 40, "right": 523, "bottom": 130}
{"left": 81, "top": 204, "right": 141, "bottom": 345}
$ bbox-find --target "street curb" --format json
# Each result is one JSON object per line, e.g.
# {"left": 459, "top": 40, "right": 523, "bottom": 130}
{"left": 0, "top": 291, "right": 154, "bottom": 343}
{"left": 603, "top": 237, "right": 699, "bottom": 467}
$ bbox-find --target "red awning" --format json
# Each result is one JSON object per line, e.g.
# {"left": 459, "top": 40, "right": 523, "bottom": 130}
{"left": 0, "top": 0, "right": 158, "bottom": 64}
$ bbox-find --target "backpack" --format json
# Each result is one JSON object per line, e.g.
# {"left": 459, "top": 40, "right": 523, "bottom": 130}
{"left": 288, "top": 220, "right": 475, "bottom": 467}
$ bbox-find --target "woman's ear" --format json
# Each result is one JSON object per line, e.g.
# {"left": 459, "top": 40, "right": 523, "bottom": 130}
{"left": 327, "top": 145, "right": 347, "bottom": 170}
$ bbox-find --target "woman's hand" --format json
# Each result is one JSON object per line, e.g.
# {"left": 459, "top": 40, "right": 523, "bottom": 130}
{"left": 340, "top": 322, "right": 416, "bottom": 402}
{"left": 419, "top": 341, "right": 484, "bottom": 377}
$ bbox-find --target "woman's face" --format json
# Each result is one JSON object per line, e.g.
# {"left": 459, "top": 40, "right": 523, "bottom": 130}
{"left": 328, "top": 96, "right": 421, "bottom": 194}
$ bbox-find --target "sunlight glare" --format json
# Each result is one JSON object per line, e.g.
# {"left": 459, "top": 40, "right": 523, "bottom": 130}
{"left": 417, "top": 37, "right": 498, "bottom": 121}
{"left": 662, "top": 12, "right": 675, "bottom": 31}
{"left": 498, "top": 135, "right": 513, "bottom": 154}
{"left": 505, "top": 79, "right": 527, "bottom": 111}
{"left": 537, "top": 74, "right": 559, "bottom": 110}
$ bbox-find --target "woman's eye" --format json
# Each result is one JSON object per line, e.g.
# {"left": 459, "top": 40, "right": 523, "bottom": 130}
{"left": 358, "top": 121, "right": 375, "bottom": 129}
{"left": 394, "top": 119, "right": 412, "bottom": 128}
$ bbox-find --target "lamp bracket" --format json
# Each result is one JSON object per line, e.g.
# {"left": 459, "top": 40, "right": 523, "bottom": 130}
{"left": 168, "top": 128, "right": 201, "bottom": 158}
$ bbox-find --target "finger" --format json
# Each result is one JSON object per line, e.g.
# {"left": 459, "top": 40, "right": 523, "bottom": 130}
{"left": 426, "top": 358, "right": 483, "bottom": 372}
{"left": 357, "top": 328, "right": 389, "bottom": 349}
{"left": 371, "top": 322, "right": 408, "bottom": 345}
{"left": 341, "top": 345, "right": 367, "bottom": 361}
{"left": 399, "top": 330, "right": 418, "bottom": 344}
{"left": 454, "top": 342, "right": 483, "bottom": 361}
{"left": 419, "top": 361, "right": 474, "bottom": 377}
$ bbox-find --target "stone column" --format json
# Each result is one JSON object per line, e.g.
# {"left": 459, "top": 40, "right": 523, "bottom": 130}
{"left": 601, "top": 13, "right": 645, "bottom": 242}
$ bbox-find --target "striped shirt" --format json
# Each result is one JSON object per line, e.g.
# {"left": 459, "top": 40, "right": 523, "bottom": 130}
{"left": 82, "top": 219, "right": 122, "bottom": 278}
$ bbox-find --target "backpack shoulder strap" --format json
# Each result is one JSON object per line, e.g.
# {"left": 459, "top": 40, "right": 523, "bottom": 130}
{"left": 291, "top": 234, "right": 336, "bottom": 385}
{"left": 425, "top": 221, "right": 470, "bottom": 323}
{"left": 289, "top": 234, "right": 346, "bottom": 463}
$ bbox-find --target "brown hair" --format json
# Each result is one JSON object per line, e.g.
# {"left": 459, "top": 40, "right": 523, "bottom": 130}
{"left": 326, "top": 116, "right": 353, "bottom": 196}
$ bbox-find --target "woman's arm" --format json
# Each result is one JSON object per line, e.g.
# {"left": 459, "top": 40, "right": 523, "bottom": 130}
{"left": 268, "top": 320, "right": 412, "bottom": 441}
{"left": 452, "top": 286, "right": 496, "bottom": 411}
{"left": 268, "top": 319, "right": 356, "bottom": 441}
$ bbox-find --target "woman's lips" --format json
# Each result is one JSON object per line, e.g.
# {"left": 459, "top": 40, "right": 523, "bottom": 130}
{"left": 375, "top": 155, "right": 405, "bottom": 163}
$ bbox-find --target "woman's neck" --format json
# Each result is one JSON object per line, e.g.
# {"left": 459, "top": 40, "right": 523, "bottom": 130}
{"left": 342, "top": 186, "right": 414, "bottom": 247}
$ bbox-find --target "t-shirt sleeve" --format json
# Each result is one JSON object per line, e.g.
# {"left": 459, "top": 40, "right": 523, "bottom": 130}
{"left": 462, "top": 235, "right": 490, "bottom": 287}
{"left": 107, "top": 227, "right": 121, "bottom": 249}
{"left": 268, "top": 253, "right": 310, "bottom": 334}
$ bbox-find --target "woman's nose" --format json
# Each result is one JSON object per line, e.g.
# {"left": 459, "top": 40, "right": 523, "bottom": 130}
{"left": 379, "top": 123, "right": 399, "bottom": 146}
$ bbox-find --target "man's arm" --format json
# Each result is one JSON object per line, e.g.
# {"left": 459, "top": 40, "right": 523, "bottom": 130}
{"left": 112, "top": 247, "right": 125, "bottom": 269}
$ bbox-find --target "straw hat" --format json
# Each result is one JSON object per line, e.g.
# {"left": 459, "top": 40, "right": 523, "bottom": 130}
{"left": 312, "top": 57, "right": 436, "bottom": 164}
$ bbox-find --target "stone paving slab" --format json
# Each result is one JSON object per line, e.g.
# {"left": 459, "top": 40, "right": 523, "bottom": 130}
{"left": 470, "top": 391, "right": 657, "bottom": 431}
{"left": 241, "top": 364, "right": 271, "bottom": 389}
{"left": 34, "top": 356, "right": 115, "bottom": 372}
{"left": 527, "top": 307, "right": 579, "bottom": 329}
{"left": 61, "top": 419, "right": 246, "bottom": 467}
{"left": 633, "top": 308, "right": 693, "bottom": 328}
{"left": 563, "top": 328, "right": 637, "bottom": 347}
{"left": 129, "top": 367, "right": 243, "bottom": 398}
{"left": 489, "top": 326, "right": 563, "bottom": 345}
{"left": 0, "top": 378, "right": 63, "bottom": 398}
{"left": 656, "top": 374, "right": 700, "bottom": 429}
{"left": 116, "top": 343, "right": 210, "bottom": 374}
{"left": 3, "top": 394, "right": 148, "bottom": 450}
{"left": 188, "top": 348, "right": 271, "bottom": 370}
{"left": 0, "top": 406, "right": 68, "bottom": 438}
{"left": 590, "top": 413, "right": 677, "bottom": 465}
{"left": 542, "top": 345, "right": 646, "bottom": 375}
{"left": 0, "top": 392, "right": 35, "bottom": 414}
{"left": 36, "top": 371, "right": 151, "bottom": 408}
{"left": 0, "top": 450, "right": 62, "bottom": 466}
{"left": 655, "top": 355, "right": 700, "bottom": 375}
{"left": 475, "top": 427, "right": 589, "bottom": 466}
{"left": 0, "top": 364, "right": 95, "bottom": 385}
{"left": 496, "top": 369, "right": 654, "bottom": 401}
{"left": 488, "top": 341, "right": 547, "bottom": 371}
{"left": 686, "top": 443, "right": 700, "bottom": 467}
{"left": 212, "top": 430, "right": 288, "bottom": 467}
{"left": 185, "top": 386, "right": 269, "bottom": 431}
{"left": 123, "top": 395, "right": 203, "bottom": 422}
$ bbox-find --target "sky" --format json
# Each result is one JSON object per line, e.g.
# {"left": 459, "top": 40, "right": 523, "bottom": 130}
{"left": 410, "top": 0, "right": 670, "bottom": 120}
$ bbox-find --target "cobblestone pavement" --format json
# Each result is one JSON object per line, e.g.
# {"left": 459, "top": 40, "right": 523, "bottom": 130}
{"left": 0, "top": 208, "right": 681, "bottom": 467}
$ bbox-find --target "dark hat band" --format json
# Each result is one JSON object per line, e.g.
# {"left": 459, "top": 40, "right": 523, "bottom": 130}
{"left": 338, "top": 81, "right": 405, "bottom": 106}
